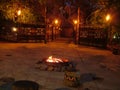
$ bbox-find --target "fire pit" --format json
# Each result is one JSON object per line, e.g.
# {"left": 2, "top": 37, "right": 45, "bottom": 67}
{"left": 35, "top": 56, "right": 76, "bottom": 72}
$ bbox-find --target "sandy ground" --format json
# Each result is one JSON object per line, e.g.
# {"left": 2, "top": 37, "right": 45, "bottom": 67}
{"left": 0, "top": 42, "right": 120, "bottom": 90}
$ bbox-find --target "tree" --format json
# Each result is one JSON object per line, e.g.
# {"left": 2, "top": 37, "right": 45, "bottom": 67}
{"left": 0, "top": 0, "right": 44, "bottom": 24}
{"left": 88, "top": 0, "right": 120, "bottom": 44}
{"left": 87, "top": 0, "right": 120, "bottom": 27}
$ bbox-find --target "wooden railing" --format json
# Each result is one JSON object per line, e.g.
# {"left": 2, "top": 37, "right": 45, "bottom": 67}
{"left": 78, "top": 26, "right": 108, "bottom": 48}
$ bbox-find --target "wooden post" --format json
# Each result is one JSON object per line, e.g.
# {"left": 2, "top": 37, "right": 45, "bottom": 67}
{"left": 76, "top": 7, "right": 80, "bottom": 44}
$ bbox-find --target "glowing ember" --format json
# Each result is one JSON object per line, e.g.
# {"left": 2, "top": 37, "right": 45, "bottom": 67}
{"left": 46, "top": 56, "right": 64, "bottom": 63}
{"left": 35, "top": 56, "right": 76, "bottom": 72}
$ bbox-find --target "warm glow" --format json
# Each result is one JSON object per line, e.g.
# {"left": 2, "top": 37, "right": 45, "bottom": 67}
{"left": 73, "top": 20, "right": 78, "bottom": 25}
{"left": 113, "top": 35, "right": 116, "bottom": 39}
{"left": 12, "top": 27, "right": 17, "bottom": 32}
{"left": 17, "top": 10, "right": 21, "bottom": 16}
{"left": 54, "top": 19, "right": 58, "bottom": 25}
{"left": 46, "top": 56, "right": 63, "bottom": 63}
{"left": 106, "top": 14, "right": 111, "bottom": 21}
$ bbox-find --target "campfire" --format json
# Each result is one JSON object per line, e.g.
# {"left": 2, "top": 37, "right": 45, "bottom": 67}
{"left": 46, "top": 56, "right": 68, "bottom": 63}
{"left": 46, "top": 56, "right": 63, "bottom": 63}
{"left": 35, "top": 56, "right": 76, "bottom": 72}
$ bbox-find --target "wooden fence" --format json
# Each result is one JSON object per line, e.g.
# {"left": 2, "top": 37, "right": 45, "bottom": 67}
{"left": 78, "top": 26, "right": 108, "bottom": 48}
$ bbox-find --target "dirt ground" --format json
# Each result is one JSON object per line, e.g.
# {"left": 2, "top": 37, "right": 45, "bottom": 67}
{"left": 0, "top": 42, "right": 120, "bottom": 90}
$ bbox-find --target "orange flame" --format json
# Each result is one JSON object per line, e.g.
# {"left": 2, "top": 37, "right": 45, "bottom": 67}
{"left": 46, "top": 56, "right": 63, "bottom": 63}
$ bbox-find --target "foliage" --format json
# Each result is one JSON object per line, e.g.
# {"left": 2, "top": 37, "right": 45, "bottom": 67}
{"left": 88, "top": 0, "right": 120, "bottom": 27}
{"left": 88, "top": 0, "right": 120, "bottom": 43}
{"left": 0, "top": 0, "right": 44, "bottom": 24}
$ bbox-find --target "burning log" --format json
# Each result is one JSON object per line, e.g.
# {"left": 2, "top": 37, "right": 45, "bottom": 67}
{"left": 46, "top": 56, "right": 65, "bottom": 63}
{"left": 35, "top": 56, "right": 76, "bottom": 72}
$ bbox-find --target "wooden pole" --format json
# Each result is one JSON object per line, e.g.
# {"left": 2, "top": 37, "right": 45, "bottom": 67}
{"left": 76, "top": 7, "right": 80, "bottom": 44}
